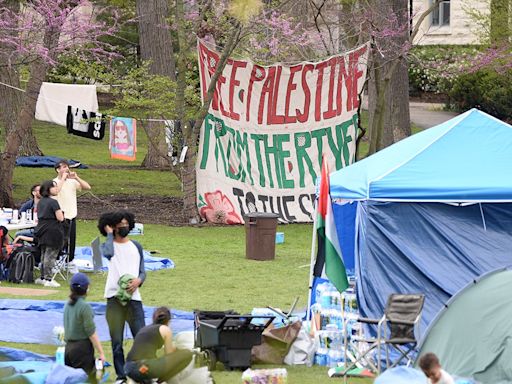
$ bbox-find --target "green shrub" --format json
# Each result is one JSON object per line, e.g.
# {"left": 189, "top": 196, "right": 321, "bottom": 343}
{"left": 408, "top": 46, "right": 480, "bottom": 95}
{"left": 448, "top": 69, "right": 512, "bottom": 120}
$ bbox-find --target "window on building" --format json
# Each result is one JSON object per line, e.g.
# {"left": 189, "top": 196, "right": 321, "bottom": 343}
{"left": 431, "top": 0, "right": 450, "bottom": 26}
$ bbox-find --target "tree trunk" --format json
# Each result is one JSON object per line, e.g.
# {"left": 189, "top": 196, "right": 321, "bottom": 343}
{"left": 19, "top": 131, "right": 44, "bottom": 156}
{"left": 367, "top": 0, "right": 411, "bottom": 154}
{"left": 175, "top": 0, "right": 187, "bottom": 123}
{"left": 0, "top": 62, "right": 21, "bottom": 136}
{"left": 0, "top": 0, "right": 43, "bottom": 157}
{"left": 136, "top": 0, "right": 176, "bottom": 168}
{"left": 0, "top": 0, "right": 22, "bottom": 136}
{"left": 140, "top": 120, "right": 171, "bottom": 168}
{"left": 0, "top": 58, "right": 50, "bottom": 206}
{"left": 182, "top": 23, "right": 242, "bottom": 223}
{"left": 181, "top": 121, "right": 198, "bottom": 223}
{"left": 0, "top": 20, "right": 59, "bottom": 206}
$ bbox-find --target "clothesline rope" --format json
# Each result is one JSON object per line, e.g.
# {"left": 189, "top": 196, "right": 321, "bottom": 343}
{"left": 0, "top": 80, "right": 172, "bottom": 123}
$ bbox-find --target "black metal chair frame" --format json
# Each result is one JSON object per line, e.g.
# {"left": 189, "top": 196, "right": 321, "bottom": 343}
{"left": 342, "top": 293, "right": 425, "bottom": 377}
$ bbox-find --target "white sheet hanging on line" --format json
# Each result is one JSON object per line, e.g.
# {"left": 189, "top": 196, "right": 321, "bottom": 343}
{"left": 35, "top": 82, "right": 98, "bottom": 126}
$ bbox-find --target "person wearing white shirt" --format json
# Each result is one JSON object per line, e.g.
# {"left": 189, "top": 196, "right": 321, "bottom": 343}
{"left": 54, "top": 160, "right": 91, "bottom": 268}
{"left": 419, "top": 352, "right": 455, "bottom": 384}
{"left": 99, "top": 210, "right": 146, "bottom": 384}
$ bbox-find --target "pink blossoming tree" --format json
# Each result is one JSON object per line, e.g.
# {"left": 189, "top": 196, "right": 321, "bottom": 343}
{"left": 0, "top": 0, "right": 118, "bottom": 206}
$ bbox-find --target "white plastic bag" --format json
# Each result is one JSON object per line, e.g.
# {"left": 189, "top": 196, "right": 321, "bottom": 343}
{"left": 284, "top": 326, "right": 316, "bottom": 366}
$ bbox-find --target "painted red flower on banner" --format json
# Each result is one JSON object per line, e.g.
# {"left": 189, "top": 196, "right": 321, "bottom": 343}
{"left": 200, "top": 191, "right": 242, "bottom": 225}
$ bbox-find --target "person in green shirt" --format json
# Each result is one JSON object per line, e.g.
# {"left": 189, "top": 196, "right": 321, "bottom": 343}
{"left": 64, "top": 273, "right": 105, "bottom": 383}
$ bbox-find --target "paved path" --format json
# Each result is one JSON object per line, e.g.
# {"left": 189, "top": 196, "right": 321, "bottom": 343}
{"left": 0, "top": 286, "right": 57, "bottom": 296}
{"left": 361, "top": 98, "right": 458, "bottom": 129}
{"left": 409, "top": 102, "right": 458, "bottom": 129}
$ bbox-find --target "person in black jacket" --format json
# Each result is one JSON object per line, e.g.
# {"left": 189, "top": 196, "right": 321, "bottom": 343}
{"left": 124, "top": 307, "right": 192, "bottom": 384}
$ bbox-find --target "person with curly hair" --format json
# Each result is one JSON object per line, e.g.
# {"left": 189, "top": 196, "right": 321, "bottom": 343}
{"left": 98, "top": 210, "right": 146, "bottom": 384}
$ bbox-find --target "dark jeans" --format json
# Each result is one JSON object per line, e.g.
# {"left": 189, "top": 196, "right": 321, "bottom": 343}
{"left": 106, "top": 298, "right": 145, "bottom": 380}
{"left": 64, "top": 218, "right": 76, "bottom": 261}
{"left": 65, "top": 339, "right": 97, "bottom": 384}
{"left": 124, "top": 350, "right": 193, "bottom": 383}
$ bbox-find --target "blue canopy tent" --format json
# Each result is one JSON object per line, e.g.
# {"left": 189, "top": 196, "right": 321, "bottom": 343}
{"left": 329, "top": 108, "right": 512, "bottom": 332}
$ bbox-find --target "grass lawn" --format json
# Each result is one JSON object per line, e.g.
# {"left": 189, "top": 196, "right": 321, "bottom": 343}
{"left": 0, "top": 116, "right": 420, "bottom": 383}
{"left": 0, "top": 221, "right": 372, "bottom": 384}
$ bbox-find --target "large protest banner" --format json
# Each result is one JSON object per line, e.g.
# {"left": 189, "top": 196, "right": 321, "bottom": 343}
{"left": 196, "top": 40, "right": 369, "bottom": 224}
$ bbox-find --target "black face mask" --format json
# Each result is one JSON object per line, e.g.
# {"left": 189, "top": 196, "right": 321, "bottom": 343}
{"left": 116, "top": 227, "right": 130, "bottom": 238}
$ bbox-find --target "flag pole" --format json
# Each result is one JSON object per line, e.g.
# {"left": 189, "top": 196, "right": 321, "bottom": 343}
{"left": 306, "top": 198, "right": 318, "bottom": 321}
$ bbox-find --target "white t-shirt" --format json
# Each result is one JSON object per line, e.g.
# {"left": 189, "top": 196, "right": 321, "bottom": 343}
{"left": 53, "top": 177, "right": 81, "bottom": 219}
{"left": 104, "top": 241, "right": 142, "bottom": 301}
{"left": 428, "top": 369, "right": 455, "bottom": 384}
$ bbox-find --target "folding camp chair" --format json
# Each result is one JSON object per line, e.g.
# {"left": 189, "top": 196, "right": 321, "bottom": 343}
{"left": 51, "top": 219, "right": 76, "bottom": 281}
{"left": 342, "top": 293, "right": 425, "bottom": 377}
{"left": 51, "top": 249, "right": 70, "bottom": 282}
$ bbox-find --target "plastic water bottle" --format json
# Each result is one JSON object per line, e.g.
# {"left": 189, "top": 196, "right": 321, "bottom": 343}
{"left": 55, "top": 346, "right": 65, "bottom": 365}
{"left": 317, "top": 282, "right": 329, "bottom": 309}
{"left": 320, "top": 308, "right": 328, "bottom": 328}
{"left": 331, "top": 287, "right": 341, "bottom": 309}
{"left": 95, "top": 358, "right": 103, "bottom": 381}
{"left": 315, "top": 347, "right": 327, "bottom": 366}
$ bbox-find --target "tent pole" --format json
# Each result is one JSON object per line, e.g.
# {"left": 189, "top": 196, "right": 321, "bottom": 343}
{"left": 306, "top": 199, "right": 318, "bottom": 321}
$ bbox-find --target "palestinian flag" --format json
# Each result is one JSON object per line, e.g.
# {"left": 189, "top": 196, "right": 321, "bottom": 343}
{"left": 313, "top": 158, "right": 349, "bottom": 293}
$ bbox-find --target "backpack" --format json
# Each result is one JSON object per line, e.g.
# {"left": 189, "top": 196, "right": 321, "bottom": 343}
{"left": 6, "top": 247, "right": 35, "bottom": 284}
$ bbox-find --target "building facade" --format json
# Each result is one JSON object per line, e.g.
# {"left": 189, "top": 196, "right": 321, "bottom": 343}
{"left": 412, "top": 0, "right": 489, "bottom": 45}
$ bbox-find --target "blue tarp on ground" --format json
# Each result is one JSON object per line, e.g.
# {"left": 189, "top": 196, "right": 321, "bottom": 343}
{"left": 0, "top": 299, "right": 194, "bottom": 344}
{"left": 0, "top": 347, "right": 51, "bottom": 362}
{"left": 329, "top": 109, "right": 512, "bottom": 332}
{"left": 15, "top": 156, "right": 87, "bottom": 169}
{"left": 0, "top": 348, "right": 87, "bottom": 384}
{"left": 74, "top": 246, "right": 175, "bottom": 272}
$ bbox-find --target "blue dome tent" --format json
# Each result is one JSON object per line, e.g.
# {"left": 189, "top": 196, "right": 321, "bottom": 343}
{"left": 329, "top": 108, "right": 512, "bottom": 332}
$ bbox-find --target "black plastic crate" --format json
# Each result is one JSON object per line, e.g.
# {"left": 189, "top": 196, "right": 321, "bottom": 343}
{"left": 194, "top": 313, "right": 274, "bottom": 370}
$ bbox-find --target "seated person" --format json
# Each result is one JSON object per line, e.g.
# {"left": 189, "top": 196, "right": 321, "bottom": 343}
{"left": 419, "top": 352, "right": 455, "bottom": 384}
{"left": 13, "top": 235, "right": 34, "bottom": 245}
{"left": 15, "top": 184, "right": 40, "bottom": 239}
{"left": 19, "top": 184, "right": 41, "bottom": 218}
{"left": 124, "top": 307, "right": 193, "bottom": 384}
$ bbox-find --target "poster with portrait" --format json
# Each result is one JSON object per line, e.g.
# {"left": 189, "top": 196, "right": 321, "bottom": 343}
{"left": 109, "top": 117, "right": 137, "bottom": 161}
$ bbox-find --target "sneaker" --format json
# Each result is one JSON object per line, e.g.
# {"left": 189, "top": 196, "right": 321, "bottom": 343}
{"left": 114, "top": 379, "right": 127, "bottom": 384}
{"left": 44, "top": 280, "right": 61, "bottom": 288}
{"left": 34, "top": 278, "right": 45, "bottom": 285}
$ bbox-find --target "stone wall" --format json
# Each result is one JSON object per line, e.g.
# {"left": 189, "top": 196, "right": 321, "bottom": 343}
{"left": 412, "top": 0, "right": 489, "bottom": 45}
